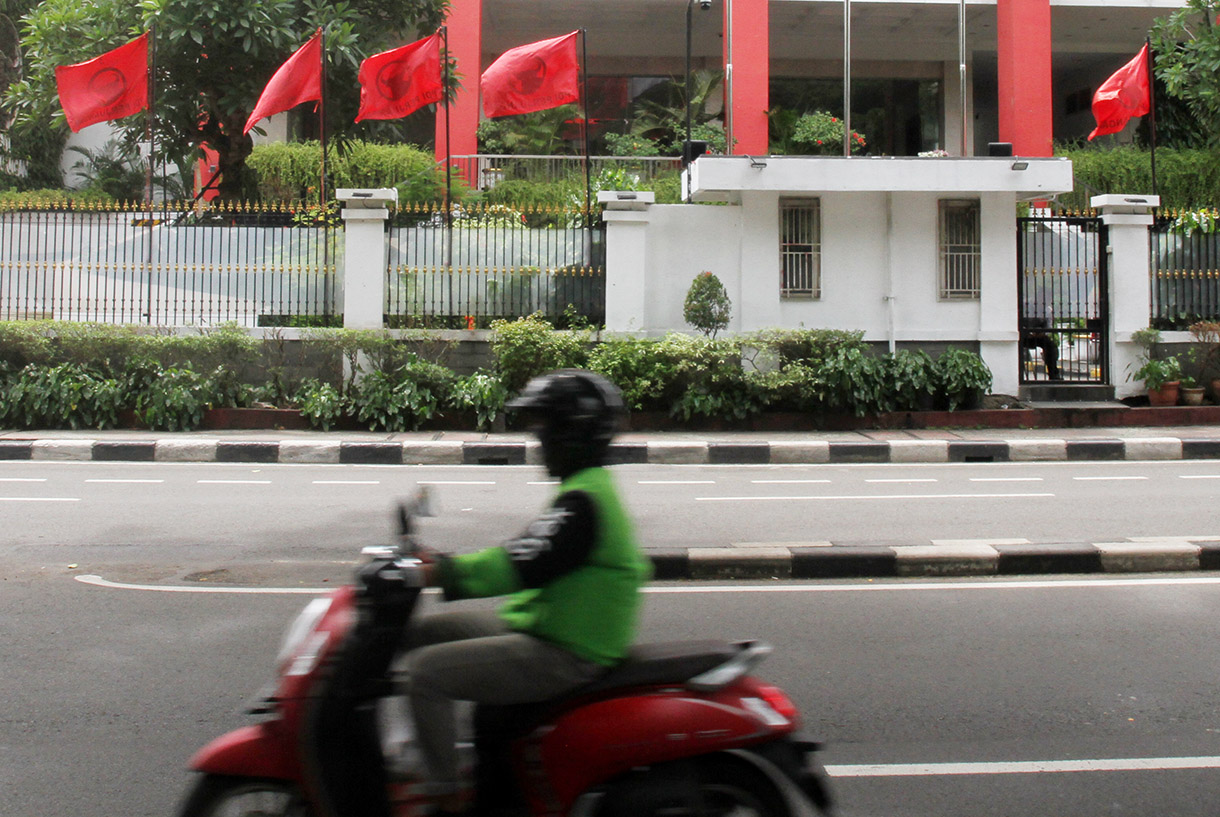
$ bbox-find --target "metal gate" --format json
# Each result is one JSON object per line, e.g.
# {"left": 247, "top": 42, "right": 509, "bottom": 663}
{"left": 1017, "top": 215, "right": 1109, "bottom": 385}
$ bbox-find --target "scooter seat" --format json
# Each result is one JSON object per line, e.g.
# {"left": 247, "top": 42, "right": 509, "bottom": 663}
{"left": 578, "top": 639, "right": 741, "bottom": 697}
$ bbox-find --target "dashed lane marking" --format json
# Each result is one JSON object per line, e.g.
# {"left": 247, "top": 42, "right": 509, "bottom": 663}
{"left": 695, "top": 492, "right": 1055, "bottom": 502}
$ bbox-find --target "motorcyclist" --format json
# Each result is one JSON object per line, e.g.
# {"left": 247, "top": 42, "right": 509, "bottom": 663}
{"left": 397, "top": 369, "right": 653, "bottom": 816}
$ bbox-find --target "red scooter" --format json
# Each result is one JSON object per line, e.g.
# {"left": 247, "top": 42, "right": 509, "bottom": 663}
{"left": 178, "top": 492, "right": 834, "bottom": 817}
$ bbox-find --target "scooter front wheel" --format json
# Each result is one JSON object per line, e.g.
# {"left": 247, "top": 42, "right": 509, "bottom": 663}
{"left": 178, "top": 774, "right": 307, "bottom": 817}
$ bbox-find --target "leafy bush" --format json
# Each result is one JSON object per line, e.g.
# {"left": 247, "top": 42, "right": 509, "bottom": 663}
{"left": 587, "top": 337, "right": 682, "bottom": 411}
{"left": 134, "top": 367, "right": 232, "bottom": 431}
{"left": 450, "top": 370, "right": 509, "bottom": 431}
{"left": 886, "top": 350, "right": 937, "bottom": 411}
{"left": 932, "top": 348, "right": 993, "bottom": 410}
{"left": 683, "top": 272, "right": 732, "bottom": 339}
{"left": 246, "top": 141, "right": 461, "bottom": 205}
{"left": 1057, "top": 145, "right": 1220, "bottom": 210}
{"left": 791, "top": 111, "right": 867, "bottom": 155}
{"left": 350, "top": 358, "right": 456, "bottom": 432}
{"left": 298, "top": 379, "right": 346, "bottom": 431}
{"left": 1, "top": 363, "right": 124, "bottom": 429}
{"left": 661, "top": 334, "right": 764, "bottom": 421}
{"left": 748, "top": 328, "right": 868, "bottom": 366}
{"left": 490, "top": 313, "right": 590, "bottom": 393}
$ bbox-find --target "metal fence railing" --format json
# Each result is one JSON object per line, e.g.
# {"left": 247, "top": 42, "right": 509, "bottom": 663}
{"left": 0, "top": 201, "right": 339, "bottom": 326}
{"left": 449, "top": 155, "right": 682, "bottom": 191}
{"left": 1150, "top": 215, "right": 1220, "bottom": 329}
{"left": 384, "top": 202, "right": 605, "bottom": 328}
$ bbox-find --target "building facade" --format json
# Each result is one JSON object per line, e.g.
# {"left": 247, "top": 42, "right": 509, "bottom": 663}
{"left": 433, "top": 0, "right": 1181, "bottom": 164}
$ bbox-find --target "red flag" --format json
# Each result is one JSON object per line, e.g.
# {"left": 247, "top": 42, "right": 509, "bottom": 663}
{"left": 1088, "top": 43, "right": 1151, "bottom": 140}
{"left": 54, "top": 33, "right": 149, "bottom": 133}
{"left": 244, "top": 30, "right": 323, "bottom": 134}
{"left": 481, "top": 31, "right": 580, "bottom": 118}
{"left": 355, "top": 33, "right": 443, "bottom": 122}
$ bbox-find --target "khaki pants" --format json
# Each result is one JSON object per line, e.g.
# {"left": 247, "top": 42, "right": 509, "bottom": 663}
{"left": 396, "top": 610, "right": 603, "bottom": 791}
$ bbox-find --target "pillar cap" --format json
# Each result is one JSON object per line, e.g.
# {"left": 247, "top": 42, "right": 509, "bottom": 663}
{"left": 598, "top": 190, "right": 654, "bottom": 211}
{"left": 1089, "top": 194, "right": 1159, "bottom": 214}
{"left": 337, "top": 188, "right": 398, "bottom": 208}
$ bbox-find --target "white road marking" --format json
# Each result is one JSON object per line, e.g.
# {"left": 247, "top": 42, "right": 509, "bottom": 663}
{"left": 0, "top": 496, "right": 80, "bottom": 502}
{"left": 1179, "top": 475, "right": 1220, "bottom": 480}
{"left": 0, "top": 478, "right": 47, "bottom": 482}
{"left": 75, "top": 574, "right": 1220, "bottom": 596}
{"left": 826, "top": 756, "right": 1220, "bottom": 777}
{"left": 416, "top": 480, "right": 496, "bottom": 486}
{"left": 1073, "top": 476, "right": 1148, "bottom": 481}
{"left": 313, "top": 480, "right": 380, "bottom": 485}
{"left": 866, "top": 478, "right": 938, "bottom": 483}
{"left": 696, "top": 492, "right": 1055, "bottom": 502}
{"left": 85, "top": 478, "right": 164, "bottom": 484}
{"left": 639, "top": 480, "right": 716, "bottom": 485}
{"left": 751, "top": 479, "right": 832, "bottom": 484}
{"left": 197, "top": 479, "right": 272, "bottom": 485}
{"left": 970, "top": 477, "right": 1044, "bottom": 482}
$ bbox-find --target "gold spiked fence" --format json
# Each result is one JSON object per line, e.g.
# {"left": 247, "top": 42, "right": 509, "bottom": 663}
{"left": 1150, "top": 211, "right": 1220, "bottom": 328}
{"left": 0, "top": 200, "right": 339, "bottom": 325}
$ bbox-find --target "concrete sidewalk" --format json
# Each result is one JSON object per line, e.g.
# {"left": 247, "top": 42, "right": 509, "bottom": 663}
{"left": 4, "top": 424, "right": 1220, "bottom": 465}
{"left": 5, "top": 424, "right": 1220, "bottom": 582}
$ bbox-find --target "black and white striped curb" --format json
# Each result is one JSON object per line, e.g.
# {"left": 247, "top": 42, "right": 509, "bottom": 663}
{"left": 3, "top": 436, "right": 1220, "bottom": 465}
{"left": 649, "top": 538, "right": 1220, "bottom": 580}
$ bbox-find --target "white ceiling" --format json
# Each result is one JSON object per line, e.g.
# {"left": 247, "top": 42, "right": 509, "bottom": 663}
{"left": 479, "top": 0, "right": 1177, "bottom": 71}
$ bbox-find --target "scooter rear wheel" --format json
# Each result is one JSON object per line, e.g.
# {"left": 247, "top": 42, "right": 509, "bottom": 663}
{"left": 178, "top": 774, "right": 306, "bottom": 817}
{"left": 596, "top": 754, "right": 792, "bottom": 817}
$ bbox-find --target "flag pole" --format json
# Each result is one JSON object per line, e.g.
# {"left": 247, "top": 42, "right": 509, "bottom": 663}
{"left": 443, "top": 26, "right": 453, "bottom": 270}
{"left": 580, "top": 28, "right": 591, "bottom": 226}
{"left": 145, "top": 25, "right": 156, "bottom": 324}
{"left": 1146, "top": 36, "right": 1158, "bottom": 198}
{"left": 318, "top": 27, "right": 328, "bottom": 212}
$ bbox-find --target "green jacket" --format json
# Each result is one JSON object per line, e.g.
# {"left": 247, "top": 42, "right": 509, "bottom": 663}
{"left": 438, "top": 467, "right": 652, "bottom": 665}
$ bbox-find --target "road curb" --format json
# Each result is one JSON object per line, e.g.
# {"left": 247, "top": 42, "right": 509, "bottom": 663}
{"left": 678, "top": 541, "right": 1220, "bottom": 580}
{"left": 4, "top": 436, "right": 1220, "bottom": 465}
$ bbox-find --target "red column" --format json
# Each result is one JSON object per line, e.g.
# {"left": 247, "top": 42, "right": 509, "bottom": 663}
{"left": 435, "top": 0, "right": 481, "bottom": 173}
{"left": 996, "top": 0, "right": 1053, "bottom": 156}
{"left": 723, "top": 0, "right": 769, "bottom": 155}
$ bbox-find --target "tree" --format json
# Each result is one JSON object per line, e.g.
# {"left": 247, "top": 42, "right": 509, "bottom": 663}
{"left": 1151, "top": 0, "right": 1220, "bottom": 149}
{"left": 4, "top": 0, "right": 446, "bottom": 200}
{"left": 683, "top": 271, "right": 732, "bottom": 339}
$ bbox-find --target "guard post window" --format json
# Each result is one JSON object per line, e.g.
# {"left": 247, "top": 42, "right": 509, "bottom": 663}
{"left": 938, "top": 199, "right": 981, "bottom": 299}
{"left": 780, "top": 198, "right": 821, "bottom": 299}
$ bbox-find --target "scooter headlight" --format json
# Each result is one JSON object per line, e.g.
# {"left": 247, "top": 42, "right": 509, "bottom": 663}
{"left": 276, "top": 597, "right": 333, "bottom": 674}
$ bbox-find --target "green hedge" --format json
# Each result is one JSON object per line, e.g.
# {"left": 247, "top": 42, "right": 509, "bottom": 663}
{"left": 0, "top": 319, "right": 994, "bottom": 432}
{"left": 1057, "top": 145, "right": 1220, "bottom": 210}
{"left": 246, "top": 141, "right": 465, "bottom": 204}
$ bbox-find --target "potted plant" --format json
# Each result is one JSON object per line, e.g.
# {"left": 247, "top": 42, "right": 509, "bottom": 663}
{"left": 1187, "top": 320, "right": 1220, "bottom": 402}
{"left": 1180, "top": 375, "right": 1206, "bottom": 406}
{"left": 1128, "top": 327, "right": 1182, "bottom": 406}
{"left": 1132, "top": 354, "right": 1183, "bottom": 406}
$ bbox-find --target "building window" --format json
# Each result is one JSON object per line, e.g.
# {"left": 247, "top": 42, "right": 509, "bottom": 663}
{"left": 780, "top": 198, "right": 821, "bottom": 299}
{"left": 939, "top": 199, "right": 981, "bottom": 299}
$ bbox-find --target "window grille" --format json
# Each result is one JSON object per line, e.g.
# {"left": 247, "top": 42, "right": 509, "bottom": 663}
{"left": 780, "top": 198, "right": 821, "bottom": 299}
{"left": 939, "top": 199, "right": 981, "bottom": 299}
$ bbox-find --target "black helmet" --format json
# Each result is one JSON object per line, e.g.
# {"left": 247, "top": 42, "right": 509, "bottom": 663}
{"left": 507, "top": 369, "right": 624, "bottom": 476}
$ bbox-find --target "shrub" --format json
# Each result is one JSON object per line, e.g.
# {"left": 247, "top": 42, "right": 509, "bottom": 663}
{"left": 134, "top": 368, "right": 212, "bottom": 431}
{"left": 683, "top": 271, "right": 732, "bottom": 339}
{"left": 490, "top": 313, "right": 590, "bottom": 393}
{"left": 791, "top": 111, "right": 867, "bottom": 155}
{"left": 450, "top": 370, "right": 509, "bottom": 431}
{"left": 1, "top": 363, "right": 123, "bottom": 429}
{"left": 298, "top": 379, "right": 346, "bottom": 431}
{"left": 932, "top": 348, "right": 993, "bottom": 410}
{"left": 587, "top": 337, "right": 682, "bottom": 411}
{"left": 749, "top": 328, "right": 867, "bottom": 366}
{"left": 661, "top": 334, "right": 764, "bottom": 421}
{"left": 350, "top": 359, "right": 456, "bottom": 432}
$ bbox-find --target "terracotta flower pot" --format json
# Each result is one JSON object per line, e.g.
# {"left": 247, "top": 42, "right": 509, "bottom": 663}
{"left": 1147, "top": 381, "right": 1180, "bottom": 407}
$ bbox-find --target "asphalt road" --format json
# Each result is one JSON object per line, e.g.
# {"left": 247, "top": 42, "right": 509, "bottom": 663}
{"left": 1, "top": 458, "right": 1219, "bottom": 560}
{"left": 4, "top": 572, "right": 1220, "bottom": 817}
{"left": 4, "top": 458, "right": 1220, "bottom": 816}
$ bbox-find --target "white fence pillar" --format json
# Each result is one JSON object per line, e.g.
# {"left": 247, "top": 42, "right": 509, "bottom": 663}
{"left": 599, "top": 191, "right": 655, "bottom": 334}
{"left": 338, "top": 188, "right": 397, "bottom": 329}
{"left": 1092, "top": 194, "right": 1158, "bottom": 398}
